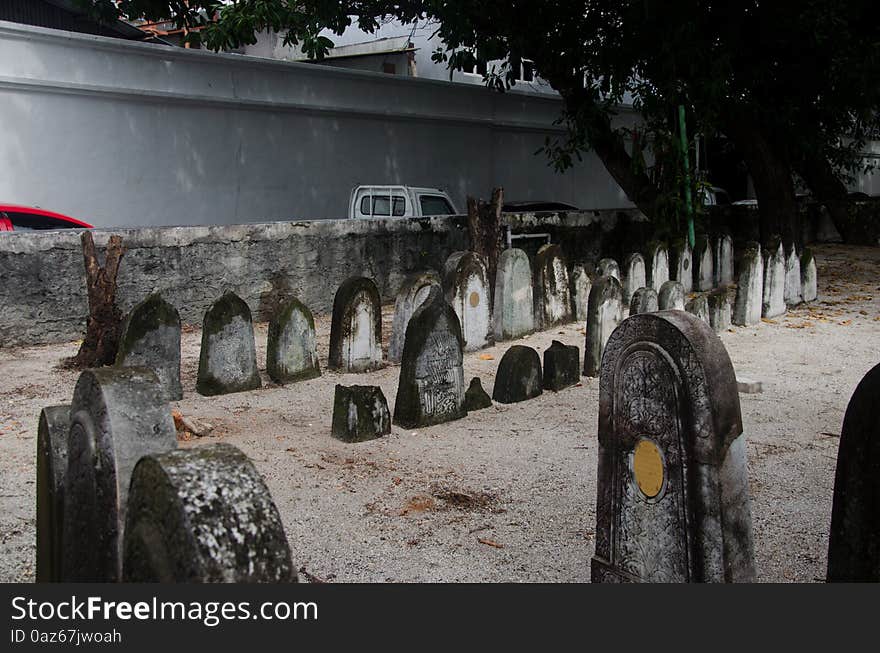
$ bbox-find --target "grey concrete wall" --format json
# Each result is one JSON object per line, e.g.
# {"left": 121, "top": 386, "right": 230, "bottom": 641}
{"left": 0, "top": 21, "right": 636, "bottom": 229}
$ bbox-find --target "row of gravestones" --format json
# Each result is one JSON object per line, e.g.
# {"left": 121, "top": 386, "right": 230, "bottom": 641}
{"left": 36, "top": 367, "right": 297, "bottom": 583}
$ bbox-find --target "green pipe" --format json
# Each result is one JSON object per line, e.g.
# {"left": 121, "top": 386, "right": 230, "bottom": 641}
{"left": 679, "top": 104, "right": 695, "bottom": 248}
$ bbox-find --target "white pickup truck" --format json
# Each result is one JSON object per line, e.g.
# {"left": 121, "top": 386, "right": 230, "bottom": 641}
{"left": 349, "top": 185, "right": 458, "bottom": 218}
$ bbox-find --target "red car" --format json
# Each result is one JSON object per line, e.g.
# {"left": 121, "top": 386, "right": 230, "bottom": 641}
{"left": 0, "top": 203, "right": 92, "bottom": 231}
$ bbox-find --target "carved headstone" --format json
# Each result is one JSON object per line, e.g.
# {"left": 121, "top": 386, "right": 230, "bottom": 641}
{"left": 694, "top": 235, "right": 715, "bottom": 292}
{"left": 543, "top": 340, "right": 580, "bottom": 392}
{"left": 647, "top": 242, "right": 670, "bottom": 293}
{"left": 123, "top": 443, "right": 296, "bottom": 583}
{"left": 493, "top": 249, "right": 534, "bottom": 340}
{"left": 670, "top": 240, "right": 693, "bottom": 294}
{"left": 732, "top": 242, "right": 763, "bottom": 326}
{"left": 533, "top": 244, "right": 573, "bottom": 328}
{"left": 596, "top": 258, "right": 621, "bottom": 282}
{"left": 629, "top": 287, "right": 659, "bottom": 315}
{"left": 444, "top": 251, "right": 492, "bottom": 351}
{"left": 389, "top": 271, "right": 441, "bottom": 362}
{"left": 715, "top": 233, "right": 735, "bottom": 286}
{"left": 801, "top": 249, "right": 818, "bottom": 303}
{"left": 592, "top": 311, "right": 756, "bottom": 582}
{"left": 827, "top": 363, "right": 880, "bottom": 582}
{"left": 622, "top": 253, "right": 647, "bottom": 305}
{"left": 393, "top": 287, "right": 466, "bottom": 428}
{"left": 116, "top": 293, "right": 182, "bottom": 401}
{"left": 708, "top": 290, "right": 731, "bottom": 333}
{"left": 583, "top": 276, "right": 624, "bottom": 378}
{"left": 658, "top": 280, "right": 686, "bottom": 311}
{"left": 686, "top": 294, "right": 710, "bottom": 324}
{"left": 36, "top": 405, "right": 70, "bottom": 583}
{"left": 570, "top": 265, "right": 592, "bottom": 323}
{"left": 197, "top": 292, "right": 261, "bottom": 396}
{"left": 331, "top": 385, "right": 391, "bottom": 442}
{"left": 762, "top": 238, "right": 786, "bottom": 318}
{"left": 784, "top": 246, "right": 803, "bottom": 307}
{"left": 465, "top": 377, "right": 493, "bottom": 411}
{"left": 493, "top": 345, "right": 543, "bottom": 404}
{"left": 63, "top": 367, "right": 177, "bottom": 582}
{"left": 329, "top": 277, "right": 384, "bottom": 372}
{"left": 267, "top": 297, "right": 320, "bottom": 384}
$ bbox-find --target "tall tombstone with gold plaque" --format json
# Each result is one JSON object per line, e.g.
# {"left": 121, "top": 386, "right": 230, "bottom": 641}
{"left": 592, "top": 311, "right": 756, "bottom": 583}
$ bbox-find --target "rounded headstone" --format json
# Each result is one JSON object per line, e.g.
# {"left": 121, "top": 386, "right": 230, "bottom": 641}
{"left": 670, "top": 240, "right": 693, "bottom": 294}
{"left": 443, "top": 251, "right": 492, "bottom": 352}
{"left": 493, "top": 345, "right": 543, "bottom": 404}
{"left": 266, "top": 297, "right": 320, "bottom": 384}
{"left": 493, "top": 249, "right": 534, "bottom": 340}
{"left": 197, "top": 291, "right": 261, "bottom": 396}
{"left": 733, "top": 242, "right": 763, "bottom": 326}
{"left": 543, "top": 340, "right": 580, "bottom": 392}
{"left": 686, "top": 294, "right": 710, "bottom": 324}
{"left": 630, "top": 287, "right": 659, "bottom": 315}
{"left": 658, "top": 280, "right": 686, "bottom": 311}
{"left": 329, "top": 277, "right": 384, "bottom": 372}
{"left": 801, "top": 249, "right": 818, "bottom": 303}
{"left": 762, "top": 237, "right": 786, "bottom": 318}
{"left": 784, "top": 245, "right": 803, "bottom": 307}
{"left": 116, "top": 293, "right": 182, "bottom": 401}
{"left": 36, "top": 405, "right": 70, "bottom": 583}
{"left": 622, "top": 253, "right": 647, "bottom": 305}
{"left": 389, "top": 271, "right": 441, "bottom": 362}
{"left": 715, "top": 233, "right": 735, "bottom": 286}
{"left": 693, "top": 235, "right": 715, "bottom": 292}
{"left": 570, "top": 264, "right": 593, "bottom": 324}
{"left": 596, "top": 258, "right": 621, "bottom": 282}
{"left": 123, "top": 443, "right": 296, "bottom": 583}
{"left": 393, "top": 286, "right": 466, "bottom": 428}
{"left": 533, "top": 244, "right": 572, "bottom": 328}
{"left": 647, "top": 242, "right": 670, "bottom": 292}
{"left": 63, "top": 367, "right": 177, "bottom": 582}
{"left": 583, "top": 275, "right": 624, "bottom": 378}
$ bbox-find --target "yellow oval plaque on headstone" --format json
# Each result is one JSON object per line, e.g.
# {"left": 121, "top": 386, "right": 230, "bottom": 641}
{"left": 633, "top": 439, "right": 664, "bottom": 498}
{"left": 469, "top": 291, "right": 480, "bottom": 307}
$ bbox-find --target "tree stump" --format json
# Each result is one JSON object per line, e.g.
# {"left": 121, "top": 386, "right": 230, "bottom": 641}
{"left": 466, "top": 187, "right": 505, "bottom": 304}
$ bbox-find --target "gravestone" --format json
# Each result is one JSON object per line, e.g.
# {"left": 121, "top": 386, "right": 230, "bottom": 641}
{"left": 622, "top": 253, "right": 647, "bottom": 305}
{"left": 267, "top": 297, "right": 320, "bottom": 384}
{"left": 570, "top": 265, "right": 592, "bottom": 323}
{"left": 493, "top": 346, "right": 543, "bottom": 403}
{"left": 647, "top": 242, "right": 670, "bottom": 293}
{"left": 393, "top": 287, "right": 466, "bottom": 428}
{"left": 801, "top": 249, "right": 818, "bottom": 303}
{"left": 543, "top": 340, "right": 580, "bottom": 392}
{"left": 630, "top": 287, "right": 659, "bottom": 315}
{"left": 116, "top": 293, "right": 182, "bottom": 401}
{"left": 715, "top": 234, "right": 735, "bottom": 286}
{"left": 63, "top": 367, "right": 177, "bottom": 582}
{"left": 658, "top": 280, "right": 686, "bottom": 311}
{"left": 533, "top": 244, "right": 573, "bottom": 328}
{"left": 583, "top": 276, "right": 624, "bottom": 377}
{"left": 389, "top": 271, "right": 441, "bottom": 362}
{"left": 694, "top": 235, "right": 715, "bottom": 292}
{"left": 465, "top": 377, "right": 493, "bottom": 411}
{"left": 827, "top": 363, "right": 880, "bottom": 582}
{"left": 784, "top": 246, "right": 803, "bottom": 307}
{"left": 732, "top": 242, "right": 763, "bottom": 326}
{"left": 329, "top": 277, "right": 384, "bottom": 372}
{"left": 670, "top": 240, "right": 693, "bottom": 294}
{"left": 592, "top": 311, "right": 756, "bottom": 583}
{"left": 331, "top": 385, "right": 391, "bottom": 442}
{"left": 444, "top": 251, "right": 492, "bottom": 351}
{"left": 762, "top": 237, "right": 786, "bottom": 318}
{"left": 493, "top": 249, "right": 534, "bottom": 340}
{"left": 596, "top": 258, "right": 621, "bottom": 282}
{"left": 123, "top": 443, "right": 296, "bottom": 583}
{"left": 36, "top": 405, "right": 70, "bottom": 583}
{"left": 197, "top": 292, "right": 261, "bottom": 396}
{"left": 708, "top": 290, "right": 731, "bottom": 332}
{"left": 686, "top": 295, "right": 710, "bottom": 324}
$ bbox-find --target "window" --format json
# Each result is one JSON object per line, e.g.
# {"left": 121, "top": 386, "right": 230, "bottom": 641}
{"left": 419, "top": 196, "right": 455, "bottom": 216}
{"left": 5, "top": 211, "right": 80, "bottom": 230}
{"left": 519, "top": 59, "right": 535, "bottom": 83}
{"left": 360, "top": 195, "right": 406, "bottom": 217}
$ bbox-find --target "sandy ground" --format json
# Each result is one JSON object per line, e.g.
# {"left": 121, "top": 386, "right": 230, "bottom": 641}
{"left": 1, "top": 244, "right": 878, "bottom": 583}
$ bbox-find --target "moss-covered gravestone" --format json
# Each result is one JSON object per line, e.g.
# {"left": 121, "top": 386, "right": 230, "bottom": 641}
{"left": 115, "top": 293, "right": 182, "bottom": 401}
{"left": 389, "top": 271, "right": 441, "bottom": 363}
{"left": 533, "top": 244, "right": 572, "bottom": 328}
{"left": 630, "top": 287, "right": 659, "bottom": 315}
{"left": 596, "top": 258, "right": 620, "bottom": 282}
{"left": 584, "top": 276, "right": 623, "bottom": 378}
{"left": 694, "top": 235, "right": 715, "bottom": 292}
{"left": 670, "top": 239, "right": 693, "bottom": 294}
{"left": 622, "top": 253, "right": 646, "bottom": 305}
{"left": 267, "top": 297, "right": 320, "bottom": 384}
{"left": 329, "top": 277, "right": 384, "bottom": 372}
{"left": 715, "top": 233, "right": 735, "bottom": 286}
{"left": 827, "top": 363, "right": 880, "bottom": 582}
{"left": 592, "top": 312, "right": 755, "bottom": 583}
{"left": 708, "top": 290, "right": 731, "bottom": 332}
{"left": 784, "top": 245, "right": 803, "bottom": 307}
{"left": 443, "top": 252, "right": 492, "bottom": 352}
{"left": 543, "top": 340, "right": 580, "bottom": 392}
{"left": 762, "top": 237, "right": 786, "bottom": 318}
{"left": 465, "top": 377, "right": 493, "bottom": 411}
{"left": 733, "top": 242, "right": 763, "bottom": 326}
{"left": 331, "top": 385, "right": 391, "bottom": 442}
{"left": 197, "top": 292, "right": 261, "bottom": 396}
{"left": 36, "top": 405, "right": 70, "bottom": 583}
{"left": 63, "top": 368, "right": 177, "bottom": 582}
{"left": 570, "top": 265, "right": 592, "bottom": 324}
{"left": 494, "top": 248, "right": 534, "bottom": 340}
{"left": 801, "top": 248, "right": 818, "bottom": 303}
{"left": 393, "top": 286, "right": 466, "bottom": 428}
{"left": 123, "top": 444, "right": 296, "bottom": 583}
{"left": 493, "top": 345, "right": 543, "bottom": 404}
{"left": 658, "top": 280, "right": 685, "bottom": 311}
{"left": 647, "top": 241, "right": 670, "bottom": 293}
{"left": 686, "top": 294, "right": 710, "bottom": 325}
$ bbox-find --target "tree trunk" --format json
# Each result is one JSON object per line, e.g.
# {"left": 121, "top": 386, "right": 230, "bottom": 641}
{"left": 466, "top": 188, "right": 505, "bottom": 303}
{"left": 64, "top": 231, "right": 125, "bottom": 369}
